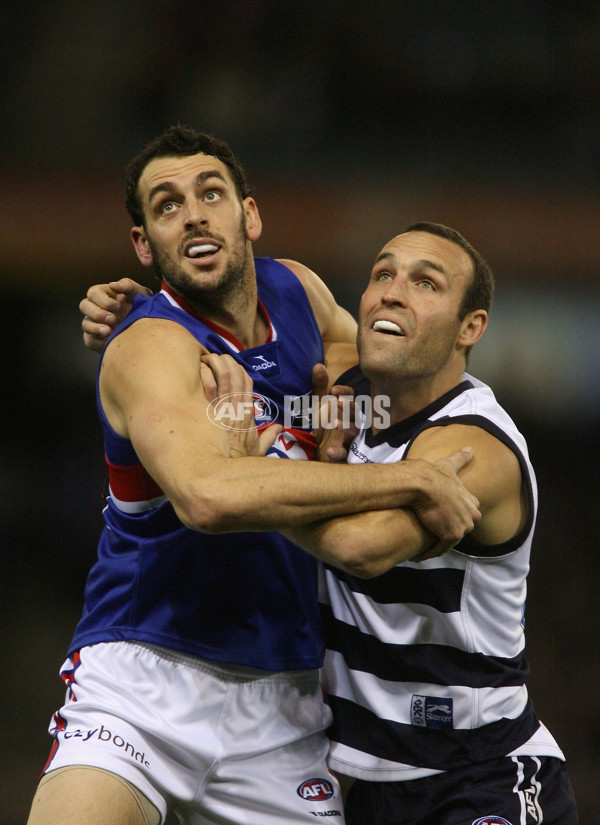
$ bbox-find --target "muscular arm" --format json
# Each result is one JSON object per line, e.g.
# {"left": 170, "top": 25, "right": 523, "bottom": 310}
{"left": 283, "top": 424, "right": 525, "bottom": 578}
{"left": 101, "top": 322, "right": 479, "bottom": 534}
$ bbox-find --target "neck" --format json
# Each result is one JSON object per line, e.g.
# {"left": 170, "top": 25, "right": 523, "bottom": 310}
{"left": 369, "top": 366, "right": 466, "bottom": 432}
{"left": 161, "top": 280, "right": 270, "bottom": 350}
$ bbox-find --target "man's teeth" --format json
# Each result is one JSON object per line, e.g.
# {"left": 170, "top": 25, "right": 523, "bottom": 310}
{"left": 373, "top": 320, "right": 403, "bottom": 335}
{"left": 187, "top": 243, "right": 219, "bottom": 257}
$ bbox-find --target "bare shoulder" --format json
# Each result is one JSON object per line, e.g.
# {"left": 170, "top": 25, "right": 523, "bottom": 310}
{"left": 100, "top": 318, "right": 209, "bottom": 435}
{"left": 276, "top": 258, "right": 333, "bottom": 304}
{"left": 276, "top": 257, "right": 318, "bottom": 282}
{"left": 409, "top": 423, "right": 522, "bottom": 494}
{"left": 102, "top": 317, "right": 207, "bottom": 372}
{"left": 408, "top": 423, "right": 525, "bottom": 544}
{"left": 276, "top": 258, "right": 356, "bottom": 344}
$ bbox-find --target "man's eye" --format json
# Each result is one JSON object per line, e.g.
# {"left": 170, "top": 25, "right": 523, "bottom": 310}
{"left": 160, "top": 201, "right": 177, "bottom": 214}
{"left": 205, "top": 190, "right": 221, "bottom": 202}
{"left": 376, "top": 271, "right": 392, "bottom": 281}
{"left": 419, "top": 279, "right": 435, "bottom": 290}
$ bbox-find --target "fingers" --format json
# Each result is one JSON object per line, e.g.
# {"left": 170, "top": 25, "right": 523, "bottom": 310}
{"left": 329, "top": 384, "right": 354, "bottom": 399}
{"left": 81, "top": 316, "right": 113, "bottom": 345}
{"left": 412, "top": 456, "right": 482, "bottom": 551}
{"left": 312, "top": 363, "right": 329, "bottom": 399}
{"left": 201, "top": 353, "right": 253, "bottom": 398}
{"left": 327, "top": 386, "right": 359, "bottom": 441}
{"left": 434, "top": 448, "right": 480, "bottom": 516}
{"left": 79, "top": 281, "right": 143, "bottom": 352}
{"left": 79, "top": 280, "right": 151, "bottom": 329}
{"left": 82, "top": 284, "right": 122, "bottom": 315}
{"left": 81, "top": 301, "right": 114, "bottom": 351}
{"left": 107, "top": 278, "right": 153, "bottom": 298}
{"left": 82, "top": 331, "right": 107, "bottom": 354}
{"left": 325, "top": 445, "right": 350, "bottom": 463}
{"left": 258, "top": 423, "right": 283, "bottom": 454}
{"left": 200, "top": 362, "right": 218, "bottom": 402}
{"left": 469, "top": 495, "right": 482, "bottom": 520}
{"left": 412, "top": 539, "right": 452, "bottom": 563}
{"left": 79, "top": 296, "right": 118, "bottom": 328}
{"left": 444, "top": 446, "right": 475, "bottom": 474}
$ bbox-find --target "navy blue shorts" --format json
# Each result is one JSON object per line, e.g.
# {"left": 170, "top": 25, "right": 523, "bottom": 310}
{"left": 345, "top": 756, "right": 578, "bottom": 825}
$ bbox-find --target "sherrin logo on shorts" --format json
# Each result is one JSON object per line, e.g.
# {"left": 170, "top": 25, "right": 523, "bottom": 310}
{"left": 297, "top": 778, "right": 334, "bottom": 801}
{"left": 472, "top": 817, "right": 514, "bottom": 825}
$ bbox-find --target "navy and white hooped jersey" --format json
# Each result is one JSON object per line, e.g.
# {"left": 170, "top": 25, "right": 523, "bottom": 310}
{"left": 320, "top": 368, "right": 565, "bottom": 781}
{"left": 69, "top": 257, "right": 325, "bottom": 672}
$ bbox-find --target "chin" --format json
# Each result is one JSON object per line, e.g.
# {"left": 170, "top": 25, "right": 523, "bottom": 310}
{"left": 360, "top": 357, "right": 393, "bottom": 384}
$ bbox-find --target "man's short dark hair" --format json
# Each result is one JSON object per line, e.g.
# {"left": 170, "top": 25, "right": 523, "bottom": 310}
{"left": 125, "top": 125, "right": 252, "bottom": 226}
{"left": 402, "top": 222, "right": 495, "bottom": 317}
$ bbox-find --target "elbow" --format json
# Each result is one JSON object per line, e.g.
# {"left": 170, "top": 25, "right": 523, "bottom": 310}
{"left": 342, "top": 557, "right": 389, "bottom": 579}
{"left": 334, "top": 540, "right": 390, "bottom": 579}
{"left": 174, "top": 481, "right": 234, "bottom": 533}
{"left": 176, "top": 502, "right": 222, "bottom": 534}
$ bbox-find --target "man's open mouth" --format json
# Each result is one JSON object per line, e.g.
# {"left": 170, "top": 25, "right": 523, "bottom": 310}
{"left": 185, "top": 242, "right": 220, "bottom": 259}
{"left": 373, "top": 320, "right": 404, "bottom": 336}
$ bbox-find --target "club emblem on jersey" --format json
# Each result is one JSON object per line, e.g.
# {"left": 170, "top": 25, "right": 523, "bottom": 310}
{"left": 297, "top": 778, "right": 334, "bottom": 801}
{"left": 252, "top": 394, "right": 276, "bottom": 422}
{"left": 206, "top": 392, "right": 277, "bottom": 430}
{"left": 472, "top": 817, "right": 514, "bottom": 825}
{"left": 411, "top": 694, "right": 453, "bottom": 728}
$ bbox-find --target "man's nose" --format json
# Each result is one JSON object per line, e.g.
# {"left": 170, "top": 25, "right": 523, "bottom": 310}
{"left": 183, "top": 199, "right": 208, "bottom": 227}
{"left": 381, "top": 277, "right": 408, "bottom": 306}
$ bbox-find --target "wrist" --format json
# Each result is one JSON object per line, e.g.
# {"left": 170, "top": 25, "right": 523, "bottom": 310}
{"left": 393, "top": 459, "right": 434, "bottom": 507}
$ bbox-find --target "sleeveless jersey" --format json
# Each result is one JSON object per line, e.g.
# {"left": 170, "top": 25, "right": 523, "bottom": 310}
{"left": 69, "top": 257, "right": 325, "bottom": 671}
{"left": 320, "top": 368, "right": 565, "bottom": 780}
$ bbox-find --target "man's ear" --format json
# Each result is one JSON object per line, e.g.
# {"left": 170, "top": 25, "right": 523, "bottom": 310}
{"left": 458, "top": 309, "right": 488, "bottom": 348}
{"left": 243, "top": 198, "right": 262, "bottom": 243}
{"left": 131, "top": 226, "right": 154, "bottom": 267}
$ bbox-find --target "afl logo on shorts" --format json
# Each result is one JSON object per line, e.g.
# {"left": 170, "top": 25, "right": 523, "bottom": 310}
{"left": 297, "top": 778, "right": 334, "bottom": 801}
{"left": 472, "top": 817, "right": 514, "bottom": 825}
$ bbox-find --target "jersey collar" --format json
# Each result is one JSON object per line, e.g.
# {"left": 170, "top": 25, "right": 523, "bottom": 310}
{"left": 160, "top": 280, "right": 274, "bottom": 352}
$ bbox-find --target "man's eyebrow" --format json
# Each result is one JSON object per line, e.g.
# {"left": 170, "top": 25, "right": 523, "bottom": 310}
{"left": 148, "top": 181, "right": 176, "bottom": 203}
{"left": 148, "top": 170, "right": 227, "bottom": 203}
{"left": 373, "top": 253, "right": 451, "bottom": 285}
{"left": 196, "top": 170, "right": 227, "bottom": 185}
{"left": 374, "top": 253, "right": 446, "bottom": 274}
{"left": 415, "top": 258, "right": 447, "bottom": 276}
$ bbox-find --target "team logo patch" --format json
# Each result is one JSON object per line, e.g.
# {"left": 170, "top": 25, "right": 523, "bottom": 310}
{"left": 411, "top": 694, "right": 453, "bottom": 728}
{"left": 472, "top": 817, "right": 514, "bottom": 825}
{"left": 297, "top": 778, "right": 334, "bottom": 801}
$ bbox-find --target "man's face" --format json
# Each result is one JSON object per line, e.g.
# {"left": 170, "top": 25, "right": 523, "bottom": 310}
{"left": 131, "top": 153, "right": 260, "bottom": 304}
{"left": 357, "top": 231, "right": 474, "bottom": 387}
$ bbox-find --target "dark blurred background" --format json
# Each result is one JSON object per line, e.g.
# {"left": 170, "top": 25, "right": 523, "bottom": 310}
{"left": 1, "top": 1, "right": 599, "bottom": 822}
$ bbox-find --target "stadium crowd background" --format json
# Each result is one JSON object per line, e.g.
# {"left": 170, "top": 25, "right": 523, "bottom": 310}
{"left": 1, "top": 2, "right": 598, "bottom": 821}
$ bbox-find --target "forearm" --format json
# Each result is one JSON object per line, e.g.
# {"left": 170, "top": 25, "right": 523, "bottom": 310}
{"left": 282, "top": 508, "right": 432, "bottom": 578}
{"left": 174, "top": 455, "right": 435, "bottom": 534}
{"left": 323, "top": 342, "right": 358, "bottom": 386}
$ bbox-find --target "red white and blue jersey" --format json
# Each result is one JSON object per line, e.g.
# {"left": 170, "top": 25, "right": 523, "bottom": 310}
{"left": 69, "top": 257, "right": 325, "bottom": 671}
{"left": 320, "top": 368, "right": 565, "bottom": 780}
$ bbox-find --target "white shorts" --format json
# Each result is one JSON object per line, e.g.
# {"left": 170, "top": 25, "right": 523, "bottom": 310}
{"left": 42, "top": 642, "right": 345, "bottom": 825}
